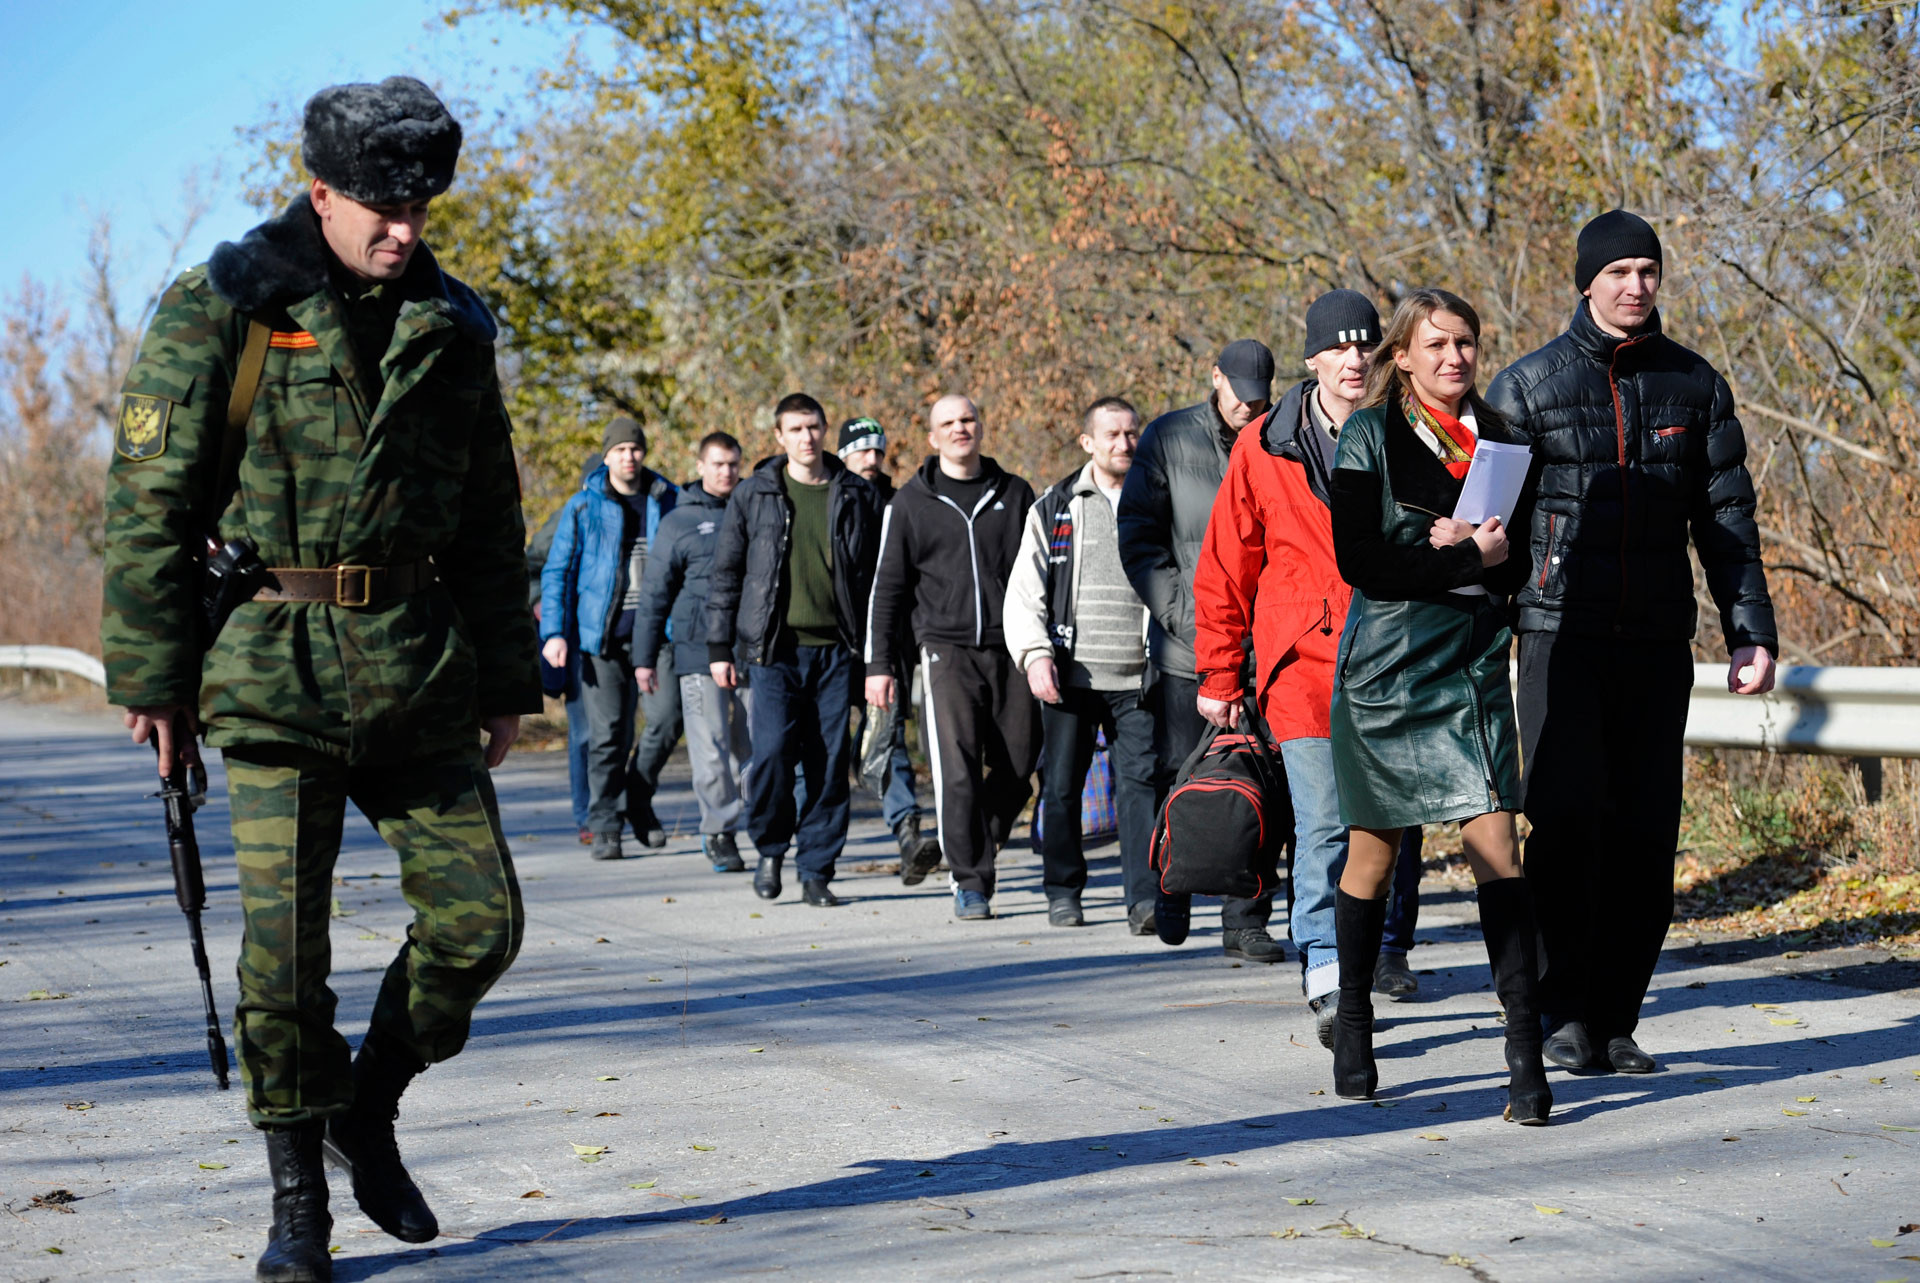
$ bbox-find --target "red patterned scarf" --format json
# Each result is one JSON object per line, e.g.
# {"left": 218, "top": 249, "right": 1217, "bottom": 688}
{"left": 1404, "top": 394, "right": 1477, "bottom": 479}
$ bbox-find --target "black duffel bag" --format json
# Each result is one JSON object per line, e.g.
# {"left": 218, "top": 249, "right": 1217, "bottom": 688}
{"left": 1149, "top": 694, "right": 1291, "bottom": 900}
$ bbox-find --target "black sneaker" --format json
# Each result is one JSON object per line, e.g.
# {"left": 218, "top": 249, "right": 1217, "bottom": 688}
{"left": 705, "top": 833, "right": 745, "bottom": 873}
{"left": 1222, "top": 926, "right": 1285, "bottom": 964}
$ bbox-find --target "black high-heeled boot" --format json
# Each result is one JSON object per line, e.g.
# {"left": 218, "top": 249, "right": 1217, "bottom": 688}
{"left": 1477, "top": 877, "right": 1553, "bottom": 1125}
{"left": 1332, "top": 889, "right": 1387, "bottom": 1099}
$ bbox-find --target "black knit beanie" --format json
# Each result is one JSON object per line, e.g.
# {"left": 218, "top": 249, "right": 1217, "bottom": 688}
{"left": 302, "top": 76, "right": 463, "bottom": 205}
{"left": 1303, "top": 290, "right": 1382, "bottom": 359}
{"left": 1575, "top": 210, "right": 1663, "bottom": 293}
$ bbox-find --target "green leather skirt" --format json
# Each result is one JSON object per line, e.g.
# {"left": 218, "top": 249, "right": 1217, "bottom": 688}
{"left": 1329, "top": 590, "right": 1521, "bottom": 829}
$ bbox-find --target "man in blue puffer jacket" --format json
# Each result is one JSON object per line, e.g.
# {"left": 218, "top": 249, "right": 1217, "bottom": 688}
{"left": 540, "top": 417, "right": 680, "bottom": 860}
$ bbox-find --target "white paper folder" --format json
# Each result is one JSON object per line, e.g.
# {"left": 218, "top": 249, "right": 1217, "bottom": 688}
{"left": 1450, "top": 439, "right": 1532, "bottom": 596}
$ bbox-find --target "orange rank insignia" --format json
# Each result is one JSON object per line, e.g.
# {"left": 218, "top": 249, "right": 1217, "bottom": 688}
{"left": 268, "top": 330, "right": 319, "bottom": 349}
{"left": 114, "top": 393, "right": 171, "bottom": 460}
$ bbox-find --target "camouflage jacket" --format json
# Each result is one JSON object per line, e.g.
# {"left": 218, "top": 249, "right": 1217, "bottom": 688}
{"left": 101, "top": 195, "right": 541, "bottom": 764}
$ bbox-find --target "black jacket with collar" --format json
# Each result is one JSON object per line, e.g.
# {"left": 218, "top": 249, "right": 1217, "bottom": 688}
{"left": 1486, "top": 301, "right": 1776, "bottom": 653}
{"left": 632, "top": 480, "right": 730, "bottom": 674}
{"left": 1116, "top": 395, "right": 1238, "bottom": 678}
{"left": 704, "top": 453, "right": 884, "bottom": 666}
{"left": 865, "top": 455, "right": 1036, "bottom": 675}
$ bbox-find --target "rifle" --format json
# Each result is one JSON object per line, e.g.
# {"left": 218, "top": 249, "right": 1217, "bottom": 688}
{"left": 152, "top": 747, "right": 230, "bottom": 1090}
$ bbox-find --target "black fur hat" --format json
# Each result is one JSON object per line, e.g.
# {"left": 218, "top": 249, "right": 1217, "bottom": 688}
{"left": 301, "top": 76, "right": 462, "bottom": 205}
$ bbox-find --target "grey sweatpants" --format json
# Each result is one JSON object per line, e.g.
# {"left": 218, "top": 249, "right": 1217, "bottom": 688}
{"left": 679, "top": 671, "right": 755, "bottom": 834}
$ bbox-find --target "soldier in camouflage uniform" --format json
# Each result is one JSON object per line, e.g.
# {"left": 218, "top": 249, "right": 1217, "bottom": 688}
{"left": 101, "top": 78, "right": 538, "bottom": 1283}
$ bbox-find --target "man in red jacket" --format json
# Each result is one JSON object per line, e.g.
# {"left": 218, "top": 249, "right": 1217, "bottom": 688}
{"left": 1194, "top": 291, "right": 1406, "bottom": 1048}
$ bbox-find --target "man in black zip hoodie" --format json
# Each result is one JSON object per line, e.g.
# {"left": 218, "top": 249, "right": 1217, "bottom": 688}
{"left": 865, "top": 394, "right": 1039, "bottom": 920}
{"left": 706, "top": 394, "right": 884, "bottom": 906}
{"left": 1487, "top": 211, "right": 1777, "bottom": 1074}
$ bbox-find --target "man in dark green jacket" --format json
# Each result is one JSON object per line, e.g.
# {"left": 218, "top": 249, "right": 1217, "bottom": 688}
{"left": 102, "top": 78, "right": 537, "bottom": 1283}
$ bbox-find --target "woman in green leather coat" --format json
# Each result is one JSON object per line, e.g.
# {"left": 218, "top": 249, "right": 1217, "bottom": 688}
{"left": 1324, "top": 288, "right": 1552, "bottom": 1124}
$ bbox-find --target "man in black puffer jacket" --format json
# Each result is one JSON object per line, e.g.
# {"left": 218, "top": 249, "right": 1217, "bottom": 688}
{"left": 1488, "top": 210, "right": 1779, "bottom": 1075}
{"left": 706, "top": 395, "right": 885, "bottom": 906}
{"left": 634, "top": 432, "right": 751, "bottom": 875}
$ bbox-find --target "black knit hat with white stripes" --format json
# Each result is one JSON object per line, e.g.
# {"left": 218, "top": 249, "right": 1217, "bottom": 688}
{"left": 1303, "top": 289, "right": 1381, "bottom": 359}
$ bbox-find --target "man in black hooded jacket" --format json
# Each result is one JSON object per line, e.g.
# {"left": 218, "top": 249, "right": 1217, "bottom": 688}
{"left": 865, "top": 394, "right": 1038, "bottom": 921}
{"left": 1487, "top": 210, "right": 1778, "bottom": 1075}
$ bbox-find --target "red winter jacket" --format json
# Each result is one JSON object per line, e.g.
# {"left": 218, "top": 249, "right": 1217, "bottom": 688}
{"left": 1193, "top": 382, "right": 1351, "bottom": 743}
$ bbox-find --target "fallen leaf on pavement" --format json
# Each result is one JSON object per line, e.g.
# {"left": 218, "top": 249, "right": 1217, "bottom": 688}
{"left": 1419, "top": 1134, "right": 1447, "bottom": 1142}
{"left": 596, "top": 1076, "right": 619, "bottom": 1082}
{"left": 198, "top": 1162, "right": 228, "bottom": 1170}
{"left": 1880, "top": 1124, "right": 1920, "bottom": 1132}
{"left": 520, "top": 1190, "right": 545, "bottom": 1199}
{"left": 1796, "top": 1095, "right": 1819, "bottom": 1102}
{"left": 572, "top": 1144, "right": 610, "bottom": 1156}
{"left": 1870, "top": 1238, "right": 1897, "bottom": 1248}
{"left": 1769, "top": 1017, "right": 1803, "bottom": 1027}
{"left": 1751, "top": 1003, "right": 1784, "bottom": 1010}
{"left": 691, "top": 1144, "right": 716, "bottom": 1151}
{"left": 696, "top": 1214, "right": 728, "bottom": 1225}
{"left": 1783, "top": 1109, "right": 1810, "bottom": 1117}
{"left": 1284, "top": 1197, "right": 1316, "bottom": 1206}
{"left": 1535, "top": 1205, "right": 1563, "bottom": 1215}
{"left": 1272, "top": 1228, "right": 1303, "bottom": 1239}
{"left": 64, "top": 1101, "right": 92, "bottom": 1111}
{"left": 1870, "top": 1078, "right": 1887, "bottom": 1085}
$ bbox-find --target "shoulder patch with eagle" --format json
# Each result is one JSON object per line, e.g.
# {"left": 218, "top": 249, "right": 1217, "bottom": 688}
{"left": 115, "top": 394, "right": 171, "bottom": 460}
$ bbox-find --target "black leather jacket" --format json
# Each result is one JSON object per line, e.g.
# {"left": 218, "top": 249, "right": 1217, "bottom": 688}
{"left": 1117, "top": 396, "right": 1237, "bottom": 678}
{"left": 1486, "top": 302, "right": 1777, "bottom": 654}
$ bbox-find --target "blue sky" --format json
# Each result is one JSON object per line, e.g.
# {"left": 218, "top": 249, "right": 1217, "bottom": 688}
{"left": 0, "top": 0, "right": 572, "bottom": 309}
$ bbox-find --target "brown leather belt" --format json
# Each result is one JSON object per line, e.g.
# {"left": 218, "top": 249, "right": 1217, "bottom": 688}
{"left": 254, "top": 560, "right": 437, "bottom": 607}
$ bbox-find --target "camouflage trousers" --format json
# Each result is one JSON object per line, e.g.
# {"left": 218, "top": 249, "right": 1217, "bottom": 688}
{"left": 222, "top": 743, "right": 523, "bottom": 1127}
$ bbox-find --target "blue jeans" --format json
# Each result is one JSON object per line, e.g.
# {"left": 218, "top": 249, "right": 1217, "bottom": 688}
{"left": 746, "top": 640, "right": 855, "bottom": 881}
{"left": 1280, "top": 738, "right": 1346, "bottom": 1000}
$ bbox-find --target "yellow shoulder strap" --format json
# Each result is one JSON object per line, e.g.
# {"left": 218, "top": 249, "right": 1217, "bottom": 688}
{"left": 226, "top": 318, "right": 270, "bottom": 433}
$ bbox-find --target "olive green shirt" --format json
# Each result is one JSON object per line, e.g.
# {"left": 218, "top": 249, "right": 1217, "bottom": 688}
{"left": 784, "top": 475, "right": 837, "bottom": 647}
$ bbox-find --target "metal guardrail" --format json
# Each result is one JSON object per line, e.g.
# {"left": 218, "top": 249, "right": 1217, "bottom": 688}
{"left": 0, "top": 644, "right": 107, "bottom": 688}
{"left": 0, "top": 645, "right": 1913, "bottom": 759}
{"left": 1684, "top": 663, "right": 1920, "bottom": 758}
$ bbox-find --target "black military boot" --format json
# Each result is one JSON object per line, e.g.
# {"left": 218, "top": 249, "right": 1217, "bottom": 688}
{"left": 258, "top": 1122, "right": 332, "bottom": 1283}
{"left": 1477, "top": 878, "right": 1553, "bottom": 1125}
{"left": 1332, "top": 889, "right": 1387, "bottom": 1099}
{"left": 322, "top": 1032, "right": 439, "bottom": 1243}
{"left": 895, "top": 816, "right": 942, "bottom": 886}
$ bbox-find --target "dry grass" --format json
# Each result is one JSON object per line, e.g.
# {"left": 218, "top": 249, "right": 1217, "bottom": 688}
{"left": 1418, "top": 751, "right": 1920, "bottom": 951}
{"left": 0, "top": 543, "right": 102, "bottom": 653}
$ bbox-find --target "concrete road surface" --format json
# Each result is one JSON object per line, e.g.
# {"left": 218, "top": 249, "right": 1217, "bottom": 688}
{"left": 2, "top": 697, "right": 1916, "bottom": 1282}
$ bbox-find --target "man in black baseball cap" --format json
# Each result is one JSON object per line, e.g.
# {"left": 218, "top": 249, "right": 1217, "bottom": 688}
{"left": 1488, "top": 211, "right": 1776, "bottom": 1076}
{"left": 1115, "top": 338, "right": 1276, "bottom": 952}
